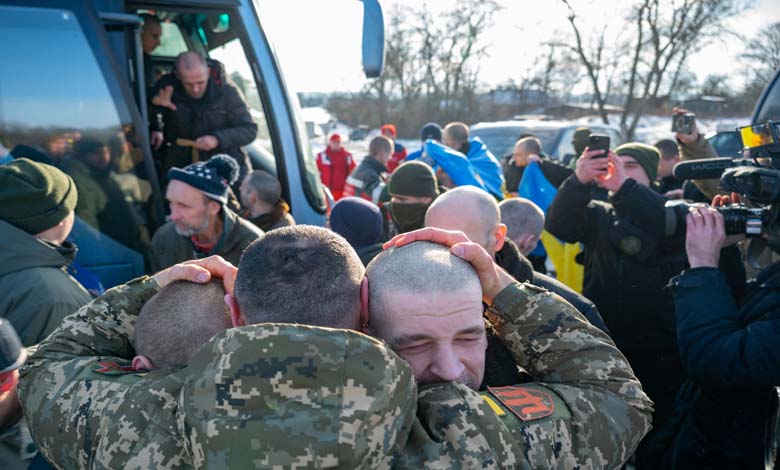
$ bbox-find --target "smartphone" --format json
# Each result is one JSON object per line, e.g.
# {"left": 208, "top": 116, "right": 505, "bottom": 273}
{"left": 588, "top": 134, "right": 610, "bottom": 158}
{"left": 672, "top": 113, "right": 696, "bottom": 134}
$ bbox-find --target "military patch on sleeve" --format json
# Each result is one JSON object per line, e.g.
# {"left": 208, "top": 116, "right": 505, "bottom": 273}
{"left": 487, "top": 385, "right": 555, "bottom": 421}
{"left": 92, "top": 360, "right": 137, "bottom": 376}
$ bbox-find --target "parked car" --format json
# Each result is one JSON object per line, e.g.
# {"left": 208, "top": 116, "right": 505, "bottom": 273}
{"left": 470, "top": 120, "right": 624, "bottom": 164}
{"left": 349, "top": 125, "right": 370, "bottom": 141}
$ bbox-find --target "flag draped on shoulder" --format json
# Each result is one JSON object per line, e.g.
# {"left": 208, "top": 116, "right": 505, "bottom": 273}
{"left": 518, "top": 162, "right": 584, "bottom": 292}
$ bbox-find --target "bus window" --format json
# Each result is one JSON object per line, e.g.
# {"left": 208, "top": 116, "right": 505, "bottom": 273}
{"left": 0, "top": 5, "right": 152, "bottom": 254}
{"left": 209, "top": 37, "right": 275, "bottom": 170}
{"left": 153, "top": 20, "right": 188, "bottom": 58}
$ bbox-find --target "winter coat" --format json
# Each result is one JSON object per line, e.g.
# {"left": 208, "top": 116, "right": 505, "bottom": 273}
{"left": 0, "top": 219, "right": 91, "bottom": 346}
{"left": 386, "top": 142, "right": 407, "bottom": 173}
{"left": 315, "top": 147, "right": 355, "bottom": 200}
{"left": 148, "top": 207, "right": 263, "bottom": 271}
{"left": 245, "top": 199, "right": 295, "bottom": 232}
{"left": 18, "top": 277, "right": 418, "bottom": 469}
{"left": 151, "top": 60, "right": 257, "bottom": 180}
{"left": 546, "top": 175, "right": 687, "bottom": 436}
{"left": 677, "top": 133, "right": 720, "bottom": 200}
{"left": 19, "top": 276, "right": 652, "bottom": 469}
{"left": 495, "top": 239, "right": 610, "bottom": 334}
{"left": 654, "top": 265, "right": 780, "bottom": 469}
{"left": 343, "top": 157, "right": 387, "bottom": 204}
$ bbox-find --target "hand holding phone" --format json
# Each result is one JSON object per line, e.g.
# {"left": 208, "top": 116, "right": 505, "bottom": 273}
{"left": 588, "top": 134, "right": 610, "bottom": 158}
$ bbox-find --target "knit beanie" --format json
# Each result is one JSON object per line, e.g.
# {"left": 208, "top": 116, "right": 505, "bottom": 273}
{"left": 329, "top": 197, "right": 383, "bottom": 247}
{"left": 168, "top": 154, "right": 239, "bottom": 204}
{"left": 615, "top": 143, "right": 660, "bottom": 182}
{"left": 388, "top": 161, "right": 439, "bottom": 198}
{"left": 420, "top": 122, "right": 442, "bottom": 142}
{"left": 381, "top": 124, "right": 397, "bottom": 138}
{"left": 0, "top": 158, "right": 77, "bottom": 234}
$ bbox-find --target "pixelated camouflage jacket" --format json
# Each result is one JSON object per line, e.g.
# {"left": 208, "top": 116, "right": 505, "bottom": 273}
{"left": 20, "top": 277, "right": 652, "bottom": 469}
{"left": 18, "top": 277, "right": 419, "bottom": 469}
{"left": 397, "top": 282, "right": 654, "bottom": 469}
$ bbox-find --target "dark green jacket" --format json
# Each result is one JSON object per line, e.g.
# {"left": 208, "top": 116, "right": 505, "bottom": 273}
{"left": 0, "top": 219, "right": 91, "bottom": 346}
{"left": 148, "top": 208, "right": 263, "bottom": 271}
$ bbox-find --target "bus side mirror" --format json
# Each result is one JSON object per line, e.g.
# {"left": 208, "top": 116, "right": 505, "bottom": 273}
{"left": 360, "top": 0, "right": 385, "bottom": 78}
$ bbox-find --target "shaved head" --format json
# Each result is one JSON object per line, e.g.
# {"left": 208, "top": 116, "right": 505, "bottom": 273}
{"left": 366, "top": 242, "right": 480, "bottom": 336}
{"left": 175, "top": 52, "right": 209, "bottom": 99}
{"left": 365, "top": 241, "right": 486, "bottom": 389}
{"left": 424, "top": 186, "right": 502, "bottom": 255}
{"left": 134, "top": 280, "right": 231, "bottom": 369}
{"left": 443, "top": 122, "right": 470, "bottom": 150}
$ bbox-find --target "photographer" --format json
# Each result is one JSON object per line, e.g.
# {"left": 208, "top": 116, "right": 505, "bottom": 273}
{"left": 659, "top": 203, "right": 780, "bottom": 469}
{"left": 546, "top": 143, "right": 687, "bottom": 468}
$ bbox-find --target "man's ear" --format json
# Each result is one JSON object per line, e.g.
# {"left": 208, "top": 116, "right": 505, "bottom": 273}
{"left": 132, "top": 355, "right": 154, "bottom": 371}
{"left": 494, "top": 223, "right": 507, "bottom": 253}
{"left": 225, "top": 294, "right": 245, "bottom": 327}
{"left": 359, "top": 277, "right": 373, "bottom": 335}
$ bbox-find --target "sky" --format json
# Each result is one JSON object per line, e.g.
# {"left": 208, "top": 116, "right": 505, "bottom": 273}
{"left": 258, "top": 0, "right": 780, "bottom": 95}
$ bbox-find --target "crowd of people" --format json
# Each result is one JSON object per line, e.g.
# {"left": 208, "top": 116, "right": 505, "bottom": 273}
{"left": 0, "top": 13, "right": 778, "bottom": 469}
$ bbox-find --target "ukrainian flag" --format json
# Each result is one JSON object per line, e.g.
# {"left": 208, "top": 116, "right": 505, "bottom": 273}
{"left": 517, "top": 162, "right": 584, "bottom": 292}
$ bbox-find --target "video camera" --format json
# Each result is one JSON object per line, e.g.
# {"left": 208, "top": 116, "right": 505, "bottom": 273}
{"left": 670, "top": 121, "right": 780, "bottom": 248}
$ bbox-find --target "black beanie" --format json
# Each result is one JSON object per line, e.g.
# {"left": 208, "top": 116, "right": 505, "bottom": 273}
{"left": 0, "top": 158, "right": 77, "bottom": 234}
{"left": 168, "top": 154, "right": 239, "bottom": 204}
{"left": 389, "top": 161, "right": 439, "bottom": 198}
{"left": 420, "top": 122, "right": 442, "bottom": 142}
{"left": 329, "top": 197, "right": 383, "bottom": 247}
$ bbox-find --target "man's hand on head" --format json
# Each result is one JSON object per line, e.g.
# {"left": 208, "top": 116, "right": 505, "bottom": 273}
{"left": 384, "top": 228, "right": 514, "bottom": 305}
{"left": 195, "top": 135, "right": 219, "bottom": 151}
{"left": 152, "top": 255, "right": 238, "bottom": 295}
{"left": 151, "top": 85, "right": 177, "bottom": 111}
{"left": 575, "top": 147, "right": 609, "bottom": 184}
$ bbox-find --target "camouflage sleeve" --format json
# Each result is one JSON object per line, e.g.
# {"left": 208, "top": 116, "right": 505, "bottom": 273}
{"left": 396, "top": 382, "right": 530, "bottom": 469}
{"left": 18, "top": 276, "right": 160, "bottom": 469}
{"left": 485, "top": 282, "right": 654, "bottom": 468}
{"left": 678, "top": 133, "right": 722, "bottom": 199}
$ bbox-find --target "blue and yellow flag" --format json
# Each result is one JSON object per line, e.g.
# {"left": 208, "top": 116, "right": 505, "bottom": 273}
{"left": 518, "top": 162, "right": 583, "bottom": 292}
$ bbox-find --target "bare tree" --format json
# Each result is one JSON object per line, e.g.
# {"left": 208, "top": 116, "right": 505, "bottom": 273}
{"left": 561, "top": 0, "right": 743, "bottom": 139}
{"left": 333, "top": 0, "right": 501, "bottom": 135}
{"left": 740, "top": 22, "right": 780, "bottom": 85}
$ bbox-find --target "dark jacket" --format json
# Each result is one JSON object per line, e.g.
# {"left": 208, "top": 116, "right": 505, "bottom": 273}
{"left": 355, "top": 243, "right": 384, "bottom": 267}
{"left": 495, "top": 240, "right": 610, "bottom": 334}
{"left": 0, "top": 220, "right": 91, "bottom": 346}
{"left": 148, "top": 207, "right": 263, "bottom": 271}
{"left": 656, "top": 265, "right": 780, "bottom": 469}
{"left": 343, "top": 157, "right": 387, "bottom": 204}
{"left": 151, "top": 61, "right": 257, "bottom": 180}
{"left": 482, "top": 239, "right": 612, "bottom": 389}
{"left": 502, "top": 154, "right": 573, "bottom": 193}
{"left": 546, "top": 175, "right": 687, "bottom": 442}
{"left": 245, "top": 199, "right": 295, "bottom": 232}
{"left": 657, "top": 175, "right": 684, "bottom": 195}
